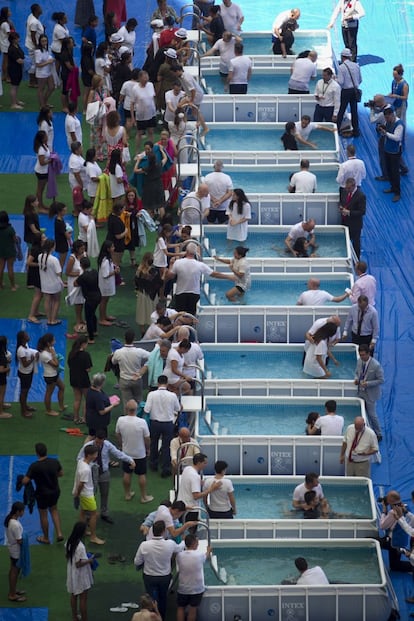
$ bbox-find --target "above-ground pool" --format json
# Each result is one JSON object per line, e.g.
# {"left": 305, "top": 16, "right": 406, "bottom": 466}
{"left": 206, "top": 476, "right": 377, "bottom": 539}
{"left": 202, "top": 67, "right": 320, "bottom": 95}
{"left": 201, "top": 344, "right": 358, "bottom": 380}
{"left": 199, "top": 122, "right": 338, "bottom": 154}
{"left": 200, "top": 164, "right": 339, "bottom": 193}
{"left": 197, "top": 539, "right": 392, "bottom": 621}
{"left": 202, "top": 225, "right": 350, "bottom": 260}
{"left": 201, "top": 272, "right": 352, "bottom": 306}
{"left": 196, "top": 397, "right": 361, "bottom": 436}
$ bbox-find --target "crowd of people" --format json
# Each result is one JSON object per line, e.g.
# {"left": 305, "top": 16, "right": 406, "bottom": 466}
{"left": 0, "top": 0, "right": 411, "bottom": 619}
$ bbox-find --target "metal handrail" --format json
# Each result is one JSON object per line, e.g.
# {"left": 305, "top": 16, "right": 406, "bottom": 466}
{"left": 176, "top": 143, "right": 200, "bottom": 180}
{"left": 180, "top": 3, "right": 201, "bottom": 17}
{"left": 179, "top": 198, "right": 203, "bottom": 237}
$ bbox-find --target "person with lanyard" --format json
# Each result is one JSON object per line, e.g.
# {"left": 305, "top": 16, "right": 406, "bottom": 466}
{"left": 354, "top": 344, "right": 384, "bottom": 440}
{"left": 338, "top": 177, "right": 366, "bottom": 259}
{"left": 313, "top": 67, "right": 341, "bottom": 122}
{"left": 336, "top": 48, "right": 362, "bottom": 137}
{"left": 327, "top": 0, "right": 365, "bottom": 61}
{"left": 379, "top": 490, "right": 414, "bottom": 573}
{"left": 340, "top": 416, "right": 378, "bottom": 477}
{"left": 343, "top": 295, "right": 379, "bottom": 352}
{"left": 379, "top": 105, "right": 405, "bottom": 203}
{"left": 336, "top": 144, "right": 366, "bottom": 201}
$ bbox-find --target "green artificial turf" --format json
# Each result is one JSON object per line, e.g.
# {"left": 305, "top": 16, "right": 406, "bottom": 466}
{"left": 0, "top": 80, "right": 178, "bottom": 618}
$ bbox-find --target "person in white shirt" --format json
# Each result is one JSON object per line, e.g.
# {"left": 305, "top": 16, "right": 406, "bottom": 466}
{"left": 65, "top": 102, "right": 82, "bottom": 150}
{"left": 116, "top": 18, "right": 137, "bottom": 56}
{"left": 132, "top": 70, "right": 157, "bottom": 150}
{"left": 288, "top": 159, "right": 317, "bottom": 194}
{"left": 303, "top": 315, "right": 341, "bottom": 366}
{"left": 303, "top": 321, "right": 340, "bottom": 378}
{"left": 164, "top": 81, "right": 185, "bottom": 123}
{"left": 147, "top": 501, "right": 198, "bottom": 540}
{"left": 115, "top": 399, "right": 153, "bottom": 503}
{"left": 309, "top": 400, "right": 344, "bottom": 436}
{"left": 340, "top": 416, "right": 378, "bottom": 477}
{"left": 134, "top": 520, "right": 184, "bottom": 621}
{"left": 284, "top": 219, "right": 316, "bottom": 256}
{"left": 164, "top": 339, "right": 192, "bottom": 395}
{"left": 227, "top": 42, "right": 252, "bottom": 94}
{"left": 177, "top": 453, "right": 222, "bottom": 519}
{"left": 170, "top": 427, "right": 200, "bottom": 474}
{"left": 202, "top": 31, "right": 240, "bottom": 76}
{"left": 111, "top": 329, "right": 150, "bottom": 407}
{"left": 203, "top": 460, "right": 236, "bottom": 518}
{"left": 177, "top": 66, "right": 209, "bottom": 136}
{"left": 68, "top": 142, "right": 88, "bottom": 191}
{"left": 180, "top": 184, "right": 211, "bottom": 225}
{"left": 297, "top": 277, "right": 350, "bottom": 306}
{"left": 314, "top": 67, "right": 341, "bottom": 123}
{"left": 25, "top": 3, "right": 45, "bottom": 87}
{"left": 204, "top": 161, "right": 234, "bottom": 223}
{"left": 288, "top": 50, "right": 317, "bottom": 94}
{"left": 119, "top": 68, "right": 140, "bottom": 131}
{"left": 173, "top": 327, "right": 204, "bottom": 379}
{"left": 176, "top": 534, "right": 212, "bottom": 620}
{"left": 327, "top": 0, "right": 365, "bottom": 61}
{"left": 292, "top": 473, "right": 329, "bottom": 512}
{"left": 214, "top": 246, "right": 250, "bottom": 302}
{"left": 336, "top": 144, "right": 366, "bottom": 200}
{"left": 349, "top": 261, "right": 376, "bottom": 306}
{"left": 295, "top": 557, "right": 329, "bottom": 585}
{"left": 220, "top": 0, "right": 244, "bottom": 34}
{"left": 72, "top": 444, "right": 105, "bottom": 544}
{"left": 272, "top": 8, "right": 300, "bottom": 54}
{"left": 294, "top": 114, "right": 337, "bottom": 149}
{"left": 84, "top": 148, "right": 102, "bottom": 200}
{"left": 144, "top": 375, "right": 181, "bottom": 477}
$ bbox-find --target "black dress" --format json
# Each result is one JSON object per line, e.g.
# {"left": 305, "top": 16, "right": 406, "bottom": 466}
{"left": 142, "top": 163, "right": 165, "bottom": 213}
{"left": 24, "top": 212, "right": 41, "bottom": 245}
{"left": 27, "top": 245, "right": 41, "bottom": 288}
{"left": 54, "top": 217, "right": 68, "bottom": 253}
{"left": 107, "top": 214, "right": 125, "bottom": 253}
{"left": 68, "top": 350, "right": 93, "bottom": 388}
{"left": 8, "top": 44, "right": 24, "bottom": 86}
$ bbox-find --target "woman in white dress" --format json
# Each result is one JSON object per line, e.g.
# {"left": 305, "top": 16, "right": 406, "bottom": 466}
{"left": 66, "top": 240, "right": 86, "bottom": 334}
{"left": 97, "top": 239, "right": 118, "bottom": 326}
{"left": 38, "top": 238, "right": 63, "bottom": 325}
{"left": 66, "top": 521, "right": 94, "bottom": 621}
{"left": 303, "top": 322, "right": 339, "bottom": 379}
{"left": 226, "top": 188, "right": 251, "bottom": 243}
{"left": 34, "top": 34, "right": 55, "bottom": 108}
{"left": 34, "top": 130, "right": 51, "bottom": 213}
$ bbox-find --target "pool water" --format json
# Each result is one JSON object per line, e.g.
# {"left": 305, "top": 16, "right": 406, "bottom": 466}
{"left": 198, "top": 403, "right": 358, "bottom": 436}
{"left": 240, "top": 34, "right": 330, "bottom": 56}
{"left": 204, "top": 231, "right": 347, "bottom": 258}
{"left": 203, "top": 350, "right": 355, "bottom": 380}
{"left": 231, "top": 482, "right": 373, "bottom": 519}
{"left": 200, "top": 168, "right": 338, "bottom": 193}
{"left": 204, "top": 73, "right": 316, "bottom": 95}
{"left": 201, "top": 278, "right": 351, "bottom": 306}
{"left": 205, "top": 545, "right": 381, "bottom": 586}
{"left": 202, "top": 128, "right": 336, "bottom": 152}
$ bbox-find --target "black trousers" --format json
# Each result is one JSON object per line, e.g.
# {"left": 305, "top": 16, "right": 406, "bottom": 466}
{"left": 229, "top": 83, "right": 248, "bottom": 94}
{"left": 342, "top": 25, "right": 358, "bottom": 60}
{"left": 143, "top": 573, "right": 171, "bottom": 620}
{"left": 175, "top": 292, "right": 200, "bottom": 316}
{"left": 384, "top": 150, "right": 401, "bottom": 195}
{"left": 314, "top": 104, "right": 334, "bottom": 122}
{"left": 337, "top": 88, "right": 359, "bottom": 134}
{"left": 347, "top": 224, "right": 362, "bottom": 259}
{"left": 84, "top": 300, "right": 99, "bottom": 340}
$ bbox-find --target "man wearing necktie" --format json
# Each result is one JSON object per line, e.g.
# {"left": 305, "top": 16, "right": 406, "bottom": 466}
{"left": 354, "top": 344, "right": 384, "bottom": 440}
{"left": 343, "top": 295, "right": 379, "bottom": 352}
{"left": 339, "top": 177, "right": 366, "bottom": 259}
{"left": 340, "top": 416, "right": 378, "bottom": 476}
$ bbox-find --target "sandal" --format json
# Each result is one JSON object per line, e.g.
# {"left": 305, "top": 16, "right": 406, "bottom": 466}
{"left": 8, "top": 595, "right": 27, "bottom": 602}
{"left": 36, "top": 535, "right": 50, "bottom": 544}
{"left": 109, "top": 460, "right": 119, "bottom": 468}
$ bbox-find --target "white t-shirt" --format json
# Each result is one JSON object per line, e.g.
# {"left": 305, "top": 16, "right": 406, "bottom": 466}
{"left": 176, "top": 342, "right": 204, "bottom": 377}
{"left": 153, "top": 237, "right": 167, "bottom": 268}
{"left": 293, "top": 482, "right": 324, "bottom": 504}
{"left": 78, "top": 212, "right": 91, "bottom": 242}
{"left": 5, "top": 519, "right": 23, "bottom": 559}
{"left": 68, "top": 153, "right": 87, "bottom": 189}
{"left": 39, "top": 120, "right": 54, "bottom": 152}
{"left": 115, "top": 415, "right": 150, "bottom": 459}
{"left": 117, "top": 25, "right": 136, "bottom": 53}
{"left": 314, "top": 414, "right": 344, "bottom": 435}
{"left": 112, "top": 346, "right": 149, "bottom": 381}
{"left": 132, "top": 82, "right": 156, "bottom": 121}
{"left": 230, "top": 256, "right": 251, "bottom": 291}
{"left": 25, "top": 14, "right": 44, "bottom": 50}
{"left": 73, "top": 460, "right": 94, "bottom": 498}
{"left": 288, "top": 221, "right": 314, "bottom": 243}
{"left": 147, "top": 504, "right": 174, "bottom": 540}
{"left": 150, "top": 308, "right": 177, "bottom": 323}
{"left": 180, "top": 72, "right": 204, "bottom": 106}
{"left": 303, "top": 341, "right": 329, "bottom": 377}
{"left": 171, "top": 258, "right": 213, "bottom": 295}
{"left": 203, "top": 476, "right": 234, "bottom": 512}
{"left": 177, "top": 548, "right": 207, "bottom": 595}
{"left": 35, "top": 144, "right": 50, "bottom": 175}
{"left": 65, "top": 114, "right": 82, "bottom": 150}
{"left": 297, "top": 566, "right": 329, "bottom": 585}
{"left": 181, "top": 191, "right": 211, "bottom": 224}
{"left": 0, "top": 21, "right": 10, "bottom": 53}
{"left": 164, "top": 88, "right": 186, "bottom": 122}
{"left": 210, "top": 37, "right": 237, "bottom": 74}
{"left": 297, "top": 289, "right": 333, "bottom": 305}
{"left": 51, "top": 23, "right": 69, "bottom": 54}
{"left": 220, "top": 1, "right": 243, "bottom": 32}
{"left": 295, "top": 121, "right": 317, "bottom": 141}
{"left": 226, "top": 201, "right": 251, "bottom": 241}
{"left": 120, "top": 79, "right": 138, "bottom": 111}
{"left": 17, "top": 345, "right": 37, "bottom": 374}
{"left": 143, "top": 324, "right": 165, "bottom": 340}
{"left": 144, "top": 387, "right": 180, "bottom": 422}
{"left": 289, "top": 171, "right": 317, "bottom": 193}
{"left": 164, "top": 347, "right": 184, "bottom": 383}
{"left": 85, "top": 161, "right": 102, "bottom": 197}
{"left": 98, "top": 257, "right": 115, "bottom": 297}
{"left": 39, "top": 254, "right": 62, "bottom": 294}
{"left": 34, "top": 48, "right": 53, "bottom": 78}
{"left": 204, "top": 171, "right": 233, "bottom": 210}
{"left": 39, "top": 349, "right": 57, "bottom": 378}
{"left": 289, "top": 58, "right": 317, "bottom": 91}
{"left": 229, "top": 55, "right": 252, "bottom": 84}
{"left": 177, "top": 466, "right": 201, "bottom": 506}
{"left": 110, "top": 164, "right": 124, "bottom": 198}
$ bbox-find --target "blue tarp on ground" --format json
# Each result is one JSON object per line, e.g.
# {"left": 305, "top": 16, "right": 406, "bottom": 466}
{"left": 0, "top": 609, "right": 48, "bottom": 621}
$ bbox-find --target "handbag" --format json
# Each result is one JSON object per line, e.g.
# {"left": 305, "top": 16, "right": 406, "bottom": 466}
{"left": 344, "top": 62, "right": 362, "bottom": 101}
{"left": 122, "top": 146, "right": 131, "bottom": 163}
{"left": 86, "top": 100, "right": 105, "bottom": 125}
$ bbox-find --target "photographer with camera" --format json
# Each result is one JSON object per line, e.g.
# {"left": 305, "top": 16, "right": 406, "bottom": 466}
{"left": 379, "top": 490, "right": 414, "bottom": 572}
{"left": 368, "top": 94, "right": 409, "bottom": 183}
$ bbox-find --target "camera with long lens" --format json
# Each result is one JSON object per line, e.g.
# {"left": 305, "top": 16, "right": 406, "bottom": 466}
{"left": 377, "top": 496, "right": 386, "bottom": 503}
{"left": 363, "top": 99, "right": 376, "bottom": 108}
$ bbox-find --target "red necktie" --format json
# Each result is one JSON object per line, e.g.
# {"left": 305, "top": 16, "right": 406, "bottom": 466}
{"left": 348, "top": 431, "right": 360, "bottom": 462}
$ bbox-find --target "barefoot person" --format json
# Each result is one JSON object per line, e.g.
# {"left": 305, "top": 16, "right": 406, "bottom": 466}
{"left": 72, "top": 444, "right": 105, "bottom": 545}
{"left": 5, "top": 502, "right": 27, "bottom": 603}
{"left": 214, "top": 246, "right": 250, "bottom": 302}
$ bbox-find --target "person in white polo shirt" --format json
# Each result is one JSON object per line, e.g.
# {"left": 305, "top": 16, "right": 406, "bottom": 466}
{"left": 295, "top": 557, "right": 329, "bottom": 585}
{"left": 284, "top": 219, "right": 317, "bottom": 256}
{"left": 176, "top": 534, "right": 212, "bottom": 621}
{"left": 308, "top": 400, "right": 344, "bottom": 436}
{"left": 227, "top": 41, "right": 252, "bottom": 94}
{"left": 297, "top": 278, "right": 350, "bottom": 306}
{"left": 204, "top": 161, "right": 233, "bottom": 224}
{"left": 144, "top": 375, "right": 181, "bottom": 478}
{"left": 111, "top": 329, "right": 150, "bottom": 410}
{"left": 177, "top": 453, "right": 222, "bottom": 525}
{"left": 115, "top": 399, "right": 153, "bottom": 503}
{"left": 288, "top": 159, "right": 317, "bottom": 194}
{"left": 203, "top": 460, "right": 236, "bottom": 518}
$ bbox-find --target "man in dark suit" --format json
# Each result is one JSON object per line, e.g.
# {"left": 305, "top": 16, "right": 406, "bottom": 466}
{"left": 339, "top": 177, "right": 366, "bottom": 258}
{"left": 354, "top": 344, "right": 384, "bottom": 440}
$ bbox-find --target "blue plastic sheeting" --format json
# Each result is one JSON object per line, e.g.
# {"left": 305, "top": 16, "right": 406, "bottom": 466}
{"left": 0, "top": 113, "right": 71, "bottom": 174}
{"left": 0, "top": 608, "right": 48, "bottom": 621}
{"left": 10, "top": 215, "right": 74, "bottom": 273}
{"left": 0, "top": 455, "right": 55, "bottom": 545}
{"left": 0, "top": 319, "right": 67, "bottom": 403}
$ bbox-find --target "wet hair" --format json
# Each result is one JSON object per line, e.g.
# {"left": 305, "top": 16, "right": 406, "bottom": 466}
{"left": 295, "top": 557, "right": 308, "bottom": 571}
{"left": 312, "top": 322, "right": 338, "bottom": 344}
{"left": 304, "top": 490, "right": 316, "bottom": 504}
{"left": 234, "top": 246, "right": 249, "bottom": 258}
{"left": 153, "top": 520, "right": 166, "bottom": 536}
{"left": 38, "top": 238, "right": 56, "bottom": 271}
{"left": 214, "top": 460, "right": 228, "bottom": 474}
{"left": 306, "top": 411, "right": 320, "bottom": 426}
{"left": 178, "top": 338, "right": 191, "bottom": 352}
{"left": 171, "top": 500, "right": 186, "bottom": 512}
{"left": 15, "top": 330, "right": 29, "bottom": 362}
{"left": 292, "top": 237, "right": 308, "bottom": 257}
{"left": 193, "top": 453, "right": 208, "bottom": 465}
{"left": 4, "top": 501, "right": 25, "bottom": 527}
{"left": 71, "top": 239, "right": 85, "bottom": 256}
{"left": 66, "top": 522, "right": 87, "bottom": 562}
{"left": 229, "top": 188, "right": 249, "bottom": 215}
{"left": 325, "top": 400, "right": 337, "bottom": 413}
{"left": 284, "top": 121, "right": 296, "bottom": 132}
{"left": 68, "top": 335, "right": 88, "bottom": 362}
{"left": 185, "top": 533, "right": 198, "bottom": 547}
{"left": 305, "top": 472, "right": 319, "bottom": 485}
